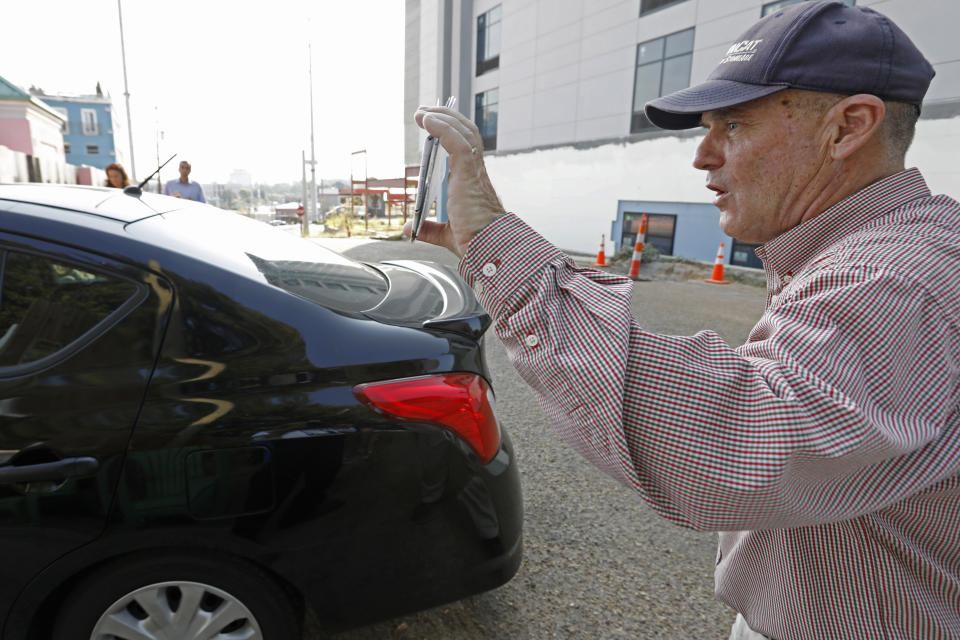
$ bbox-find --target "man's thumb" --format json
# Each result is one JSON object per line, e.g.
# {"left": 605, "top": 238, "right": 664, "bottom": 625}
{"left": 404, "top": 219, "right": 459, "bottom": 256}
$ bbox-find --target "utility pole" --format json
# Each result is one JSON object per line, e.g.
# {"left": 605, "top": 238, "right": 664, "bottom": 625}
{"left": 154, "top": 106, "right": 162, "bottom": 193}
{"left": 351, "top": 149, "right": 367, "bottom": 232}
{"left": 308, "top": 41, "right": 318, "bottom": 233}
{"left": 117, "top": 0, "right": 136, "bottom": 179}
{"left": 301, "top": 150, "right": 308, "bottom": 236}
{"left": 363, "top": 151, "right": 368, "bottom": 232}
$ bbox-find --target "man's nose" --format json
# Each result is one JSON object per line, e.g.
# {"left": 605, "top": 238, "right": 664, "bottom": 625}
{"left": 693, "top": 134, "right": 722, "bottom": 171}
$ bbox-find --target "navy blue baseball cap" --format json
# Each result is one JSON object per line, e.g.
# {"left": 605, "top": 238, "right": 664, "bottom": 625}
{"left": 645, "top": 1, "right": 935, "bottom": 130}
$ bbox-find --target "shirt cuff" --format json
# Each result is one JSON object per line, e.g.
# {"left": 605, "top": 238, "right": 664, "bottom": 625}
{"left": 458, "top": 213, "right": 571, "bottom": 319}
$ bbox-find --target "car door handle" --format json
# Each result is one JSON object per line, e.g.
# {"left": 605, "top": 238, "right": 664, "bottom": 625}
{"left": 0, "top": 457, "right": 100, "bottom": 484}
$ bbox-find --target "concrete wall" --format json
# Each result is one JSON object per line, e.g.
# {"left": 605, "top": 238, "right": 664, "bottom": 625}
{"left": 0, "top": 117, "right": 32, "bottom": 155}
{"left": 483, "top": 114, "right": 960, "bottom": 259}
{"left": 28, "top": 108, "right": 68, "bottom": 183}
{"left": 404, "top": 0, "right": 423, "bottom": 166}
{"left": 0, "top": 145, "right": 30, "bottom": 183}
{"left": 407, "top": 0, "right": 960, "bottom": 261}
{"left": 0, "top": 144, "right": 103, "bottom": 186}
{"left": 417, "top": 1, "right": 443, "bottom": 118}
{"left": 445, "top": 0, "right": 960, "bottom": 153}
{"left": 0, "top": 99, "right": 68, "bottom": 182}
{"left": 868, "top": 0, "right": 960, "bottom": 107}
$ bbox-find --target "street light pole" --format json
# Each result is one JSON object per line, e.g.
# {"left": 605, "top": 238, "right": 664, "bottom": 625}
{"left": 308, "top": 40, "right": 318, "bottom": 233}
{"left": 352, "top": 149, "right": 367, "bottom": 232}
{"left": 363, "top": 151, "right": 368, "bottom": 232}
{"left": 117, "top": 0, "right": 136, "bottom": 179}
{"left": 301, "top": 150, "right": 308, "bottom": 236}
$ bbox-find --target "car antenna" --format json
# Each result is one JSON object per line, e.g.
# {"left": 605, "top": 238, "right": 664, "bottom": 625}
{"left": 123, "top": 153, "right": 177, "bottom": 197}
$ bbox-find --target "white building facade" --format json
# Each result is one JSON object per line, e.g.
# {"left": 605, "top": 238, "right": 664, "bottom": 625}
{"left": 404, "top": 0, "right": 960, "bottom": 265}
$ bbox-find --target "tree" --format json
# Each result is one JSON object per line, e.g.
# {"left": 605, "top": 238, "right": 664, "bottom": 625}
{"left": 221, "top": 189, "right": 237, "bottom": 209}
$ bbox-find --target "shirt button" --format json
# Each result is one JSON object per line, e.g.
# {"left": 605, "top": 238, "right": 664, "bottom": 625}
{"left": 474, "top": 281, "right": 485, "bottom": 295}
{"left": 482, "top": 263, "right": 498, "bottom": 277}
{"left": 782, "top": 275, "right": 793, "bottom": 284}
{"left": 524, "top": 334, "right": 539, "bottom": 347}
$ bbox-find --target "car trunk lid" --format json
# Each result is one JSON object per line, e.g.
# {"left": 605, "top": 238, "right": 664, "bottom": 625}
{"left": 363, "top": 260, "right": 491, "bottom": 341}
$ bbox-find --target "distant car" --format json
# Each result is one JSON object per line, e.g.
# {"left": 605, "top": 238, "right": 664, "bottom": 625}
{"left": 267, "top": 219, "right": 286, "bottom": 226}
{"left": 0, "top": 184, "right": 522, "bottom": 639}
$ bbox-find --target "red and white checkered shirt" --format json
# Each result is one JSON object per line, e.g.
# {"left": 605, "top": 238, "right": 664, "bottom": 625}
{"left": 460, "top": 169, "right": 960, "bottom": 639}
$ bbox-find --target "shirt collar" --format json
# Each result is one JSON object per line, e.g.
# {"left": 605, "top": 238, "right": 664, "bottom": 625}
{"left": 755, "top": 168, "right": 931, "bottom": 279}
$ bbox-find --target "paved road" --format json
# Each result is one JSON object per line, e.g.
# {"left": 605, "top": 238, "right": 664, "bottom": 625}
{"left": 304, "top": 238, "right": 767, "bottom": 640}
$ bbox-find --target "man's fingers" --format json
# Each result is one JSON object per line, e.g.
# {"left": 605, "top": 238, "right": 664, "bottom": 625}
{"left": 420, "top": 108, "right": 480, "bottom": 141}
{"left": 418, "top": 113, "right": 486, "bottom": 179}
{"left": 421, "top": 113, "right": 476, "bottom": 159}
{"left": 400, "top": 220, "right": 457, "bottom": 253}
{"left": 416, "top": 220, "right": 447, "bottom": 248}
{"left": 428, "top": 113, "right": 477, "bottom": 148}
{"left": 409, "top": 105, "right": 503, "bottom": 257}
{"left": 416, "top": 107, "right": 482, "bottom": 155}
{"left": 417, "top": 106, "right": 481, "bottom": 138}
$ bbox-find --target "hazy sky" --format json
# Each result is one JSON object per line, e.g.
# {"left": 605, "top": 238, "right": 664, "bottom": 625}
{"left": 2, "top": 0, "right": 406, "bottom": 185}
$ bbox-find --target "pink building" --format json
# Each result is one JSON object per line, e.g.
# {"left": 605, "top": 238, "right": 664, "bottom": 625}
{"left": 0, "top": 75, "right": 66, "bottom": 182}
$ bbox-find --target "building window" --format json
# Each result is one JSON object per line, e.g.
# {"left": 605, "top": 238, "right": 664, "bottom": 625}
{"left": 64, "top": 143, "right": 71, "bottom": 154}
{"left": 622, "top": 212, "right": 676, "bottom": 256}
{"left": 761, "top": 0, "right": 853, "bottom": 16}
{"left": 475, "top": 89, "right": 498, "bottom": 151}
{"left": 52, "top": 107, "right": 70, "bottom": 135}
{"left": 644, "top": 214, "right": 676, "bottom": 255}
{"left": 81, "top": 109, "right": 99, "bottom": 136}
{"left": 476, "top": 5, "right": 501, "bottom": 76}
{"left": 631, "top": 28, "right": 694, "bottom": 133}
{"left": 730, "top": 239, "right": 763, "bottom": 268}
{"left": 86, "top": 144, "right": 99, "bottom": 155}
{"left": 640, "top": 0, "right": 687, "bottom": 15}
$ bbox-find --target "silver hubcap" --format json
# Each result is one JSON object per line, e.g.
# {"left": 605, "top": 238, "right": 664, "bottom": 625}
{"left": 90, "top": 580, "right": 263, "bottom": 640}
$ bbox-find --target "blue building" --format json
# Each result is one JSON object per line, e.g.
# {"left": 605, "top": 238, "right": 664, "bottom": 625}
{"left": 30, "top": 84, "right": 118, "bottom": 171}
{"left": 612, "top": 200, "right": 763, "bottom": 270}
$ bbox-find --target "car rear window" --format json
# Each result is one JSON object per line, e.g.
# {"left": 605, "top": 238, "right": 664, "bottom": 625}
{"left": 134, "top": 207, "right": 388, "bottom": 312}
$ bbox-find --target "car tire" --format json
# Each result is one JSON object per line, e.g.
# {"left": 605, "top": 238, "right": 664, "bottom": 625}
{"left": 51, "top": 552, "right": 301, "bottom": 640}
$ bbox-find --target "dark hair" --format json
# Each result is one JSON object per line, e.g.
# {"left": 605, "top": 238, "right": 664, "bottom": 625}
{"left": 104, "top": 163, "right": 131, "bottom": 187}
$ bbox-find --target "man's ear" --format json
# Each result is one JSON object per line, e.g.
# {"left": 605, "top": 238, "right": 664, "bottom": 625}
{"left": 826, "top": 94, "right": 886, "bottom": 161}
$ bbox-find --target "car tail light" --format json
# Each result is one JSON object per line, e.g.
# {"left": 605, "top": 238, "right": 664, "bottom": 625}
{"left": 353, "top": 373, "right": 501, "bottom": 464}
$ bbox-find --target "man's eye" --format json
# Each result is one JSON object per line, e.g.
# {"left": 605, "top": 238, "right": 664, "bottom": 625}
{"left": 727, "top": 122, "right": 739, "bottom": 131}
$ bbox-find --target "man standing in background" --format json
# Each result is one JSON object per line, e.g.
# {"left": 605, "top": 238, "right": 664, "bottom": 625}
{"left": 164, "top": 160, "right": 206, "bottom": 202}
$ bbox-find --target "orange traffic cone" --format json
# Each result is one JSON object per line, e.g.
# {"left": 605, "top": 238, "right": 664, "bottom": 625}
{"left": 592, "top": 234, "right": 609, "bottom": 267}
{"left": 628, "top": 214, "right": 648, "bottom": 281}
{"left": 704, "top": 242, "right": 730, "bottom": 284}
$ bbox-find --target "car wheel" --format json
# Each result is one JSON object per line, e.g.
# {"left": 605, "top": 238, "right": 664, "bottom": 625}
{"left": 51, "top": 552, "right": 301, "bottom": 640}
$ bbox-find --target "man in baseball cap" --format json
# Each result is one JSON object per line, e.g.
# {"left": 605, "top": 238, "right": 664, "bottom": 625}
{"left": 412, "top": 3, "right": 960, "bottom": 638}
{"left": 645, "top": 1, "right": 934, "bottom": 130}
{"left": 642, "top": 0, "right": 936, "bottom": 245}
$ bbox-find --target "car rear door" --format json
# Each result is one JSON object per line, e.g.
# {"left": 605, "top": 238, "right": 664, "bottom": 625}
{"left": 0, "top": 234, "right": 171, "bottom": 619}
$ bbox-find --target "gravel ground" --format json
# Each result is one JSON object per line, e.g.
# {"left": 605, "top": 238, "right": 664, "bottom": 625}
{"left": 303, "top": 238, "right": 767, "bottom": 640}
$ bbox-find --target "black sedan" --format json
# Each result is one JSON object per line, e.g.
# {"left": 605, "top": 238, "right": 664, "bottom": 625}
{"left": 0, "top": 184, "right": 522, "bottom": 639}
